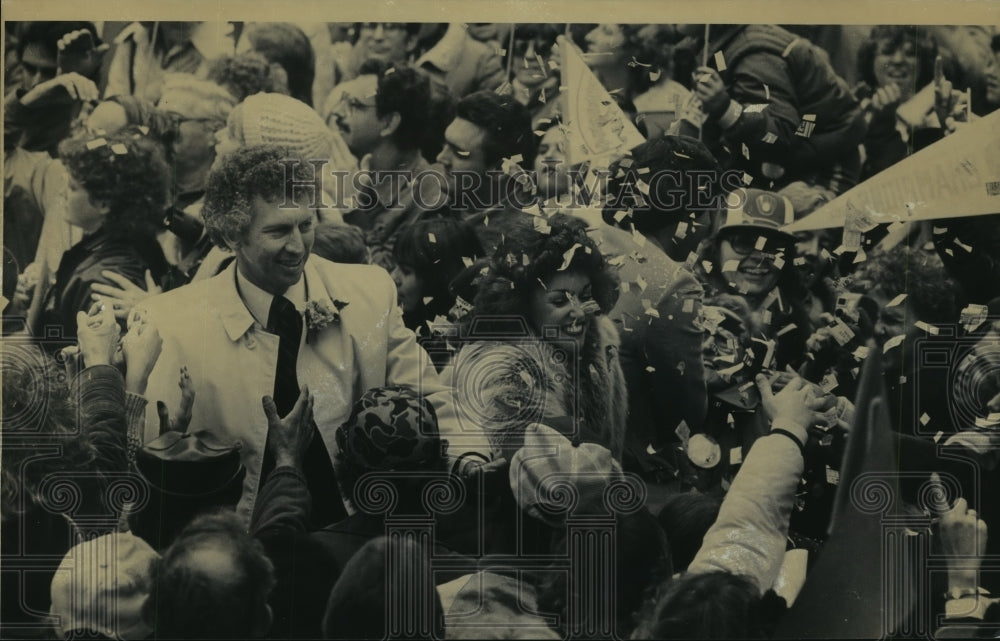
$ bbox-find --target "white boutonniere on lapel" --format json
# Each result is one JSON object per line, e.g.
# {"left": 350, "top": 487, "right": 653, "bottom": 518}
{"left": 305, "top": 298, "right": 349, "bottom": 343}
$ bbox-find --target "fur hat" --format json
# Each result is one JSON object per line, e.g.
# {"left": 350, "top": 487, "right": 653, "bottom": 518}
{"left": 49, "top": 532, "right": 159, "bottom": 640}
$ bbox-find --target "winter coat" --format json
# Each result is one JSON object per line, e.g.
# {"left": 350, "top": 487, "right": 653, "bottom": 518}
{"left": 697, "top": 24, "right": 866, "bottom": 193}
{"left": 38, "top": 226, "right": 169, "bottom": 339}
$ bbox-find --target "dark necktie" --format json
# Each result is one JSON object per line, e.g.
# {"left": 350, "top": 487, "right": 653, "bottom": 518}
{"left": 261, "top": 296, "right": 346, "bottom": 526}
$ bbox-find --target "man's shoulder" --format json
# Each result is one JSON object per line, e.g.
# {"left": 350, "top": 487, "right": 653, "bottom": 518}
{"left": 141, "top": 268, "right": 229, "bottom": 315}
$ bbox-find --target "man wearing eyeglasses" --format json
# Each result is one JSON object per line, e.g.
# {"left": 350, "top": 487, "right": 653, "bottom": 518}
{"left": 155, "top": 75, "right": 236, "bottom": 277}
{"left": 326, "top": 60, "right": 448, "bottom": 273}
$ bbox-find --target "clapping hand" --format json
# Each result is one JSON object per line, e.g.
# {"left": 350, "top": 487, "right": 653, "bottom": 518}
{"left": 156, "top": 367, "right": 195, "bottom": 435}
{"left": 262, "top": 386, "right": 315, "bottom": 470}
{"left": 121, "top": 312, "right": 163, "bottom": 395}
{"left": 933, "top": 55, "right": 970, "bottom": 135}
{"left": 74, "top": 301, "right": 121, "bottom": 368}
{"left": 931, "top": 473, "right": 988, "bottom": 596}
{"left": 56, "top": 28, "right": 109, "bottom": 78}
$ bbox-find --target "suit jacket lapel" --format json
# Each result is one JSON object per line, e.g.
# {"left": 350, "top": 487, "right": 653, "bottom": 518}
{"left": 299, "top": 258, "right": 356, "bottom": 457}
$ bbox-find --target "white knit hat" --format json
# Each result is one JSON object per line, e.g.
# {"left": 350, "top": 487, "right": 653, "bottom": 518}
{"left": 240, "top": 92, "right": 338, "bottom": 162}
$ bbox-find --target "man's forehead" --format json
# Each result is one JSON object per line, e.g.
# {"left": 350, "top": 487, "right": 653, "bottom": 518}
{"left": 445, "top": 118, "right": 487, "bottom": 149}
{"left": 343, "top": 74, "right": 379, "bottom": 98}
{"left": 250, "top": 195, "right": 313, "bottom": 221}
{"left": 20, "top": 42, "right": 58, "bottom": 69}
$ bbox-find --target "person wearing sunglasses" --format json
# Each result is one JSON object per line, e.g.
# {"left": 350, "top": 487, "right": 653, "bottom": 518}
{"left": 697, "top": 188, "right": 813, "bottom": 373}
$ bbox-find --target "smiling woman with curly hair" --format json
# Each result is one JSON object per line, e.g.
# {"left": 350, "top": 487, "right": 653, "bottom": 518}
{"left": 448, "top": 213, "right": 626, "bottom": 461}
{"left": 36, "top": 129, "right": 170, "bottom": 339}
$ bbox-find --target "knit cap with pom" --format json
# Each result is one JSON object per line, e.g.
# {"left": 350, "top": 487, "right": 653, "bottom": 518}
{"left": 240, "top": 92, "right": 338, "bottom": 163}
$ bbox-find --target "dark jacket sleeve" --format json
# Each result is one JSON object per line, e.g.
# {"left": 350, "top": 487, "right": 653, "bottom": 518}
{"left": 645, "top": 268, "right": 708, "bottom": 434}
{"left": 250, "top": 466, "right": 312, "bottom": 537}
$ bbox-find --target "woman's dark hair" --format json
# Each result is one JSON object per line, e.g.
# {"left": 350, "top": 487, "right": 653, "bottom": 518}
{"left": 246, "top": 22, "right": 315, "bottom": 107}
{"left": 394, "top": 216, "right": 485, "bottom": 324}
{"left": 207, "top": 51, "right": 277, "bottom": 102}
{"left": 632, "top": 571, "right": 784, "bottom": 639}
{"left": 470, "top": 213, "right": 619, "bottom": 326}
{"left": 853, "top": 246, "right": 962, "bottom": 324}
{"left": 856, "top": 26, "right": 939, "bottom": 91}
{"left": 57, "top": 129, "right": 170, "bottom": 241}
{"left": 657, "top": 491, "right": 722, "bottom": 572}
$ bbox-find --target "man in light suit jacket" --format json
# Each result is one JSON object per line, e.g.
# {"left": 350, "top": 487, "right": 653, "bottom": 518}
{"left": 135, "top": 145, "right": 489, "bottom": 525}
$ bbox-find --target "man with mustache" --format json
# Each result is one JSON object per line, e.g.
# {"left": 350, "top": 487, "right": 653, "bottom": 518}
{"left": 326, "top": 61, "right": 449, "bottom": 273}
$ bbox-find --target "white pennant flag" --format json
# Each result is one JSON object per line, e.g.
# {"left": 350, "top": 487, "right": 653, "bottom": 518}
{"left": 785, "top": 108, "right": 1000, "bottom": 232}
{"left": 557, "top": 35, "right": 646, "bottom": 168}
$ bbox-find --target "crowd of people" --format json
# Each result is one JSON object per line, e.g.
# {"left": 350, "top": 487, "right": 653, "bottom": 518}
{"left": 3, "top": 19, "right": 1000, "bottom": 639}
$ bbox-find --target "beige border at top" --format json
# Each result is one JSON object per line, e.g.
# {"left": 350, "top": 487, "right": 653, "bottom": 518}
{"left": 1, "top": 0, "right": 998, "bottom": 26}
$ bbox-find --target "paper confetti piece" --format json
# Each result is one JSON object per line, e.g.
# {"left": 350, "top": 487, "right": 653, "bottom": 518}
{"left": 882, "top": 334, "right": 906, "bottom": 352}
{"left": 776, "top": 323, "right": 798, "bottom": 337}
{"left": 825, "top": 466, "right": 840, "bottom": 485}
{"left": 714, "top": 51, "right": 727, "bottom": 71}
{"left": 886, "top": 294, "right": 907, "bottom": 308}
{"left": 762, "top": 132, "right": 778, "bottom": 144}
{"left": 701, "top": 260, "right": 714, "bottom": 274}
{"left": 742, "top": 172, "right": 753, "bottom": 185}
{"left": 741, "top": 143, "right": 750, "bottom": 159}
{"left": 933, "top": 431, "right": 944, "bottom": 443}
{"left": 110, "top": 143, "right": 128, "bottom": 155}
{"left": 613, "top": 210, "right": 630, "bottom": 223}
{"left": 428, "top": 233, "right": 437, "bottom": 243}
{"left": 636, "top": 275, "right": 648, "bottom": 292}
{"left": 914, "top": 321, "right": 940, "bottom": 335}
{"left": 763, "top": 83, "right": 770, "bottom": 100}
{"left": 674, "top": 420, "right": 691, "bottom": 445}
{"left": 86, "top": 138, "right": 108, "bottom": 149}
{"left": 722, "top": 260, "right": 741, "bottom": 272}
{"left": 730, "top": 447, "right": 743, "bottom": 465}
{"left": 559, "top": 243, "right": 582, "bottom": 271}
{"left": 820, "top": 372, "right": 839, "bottom": 393}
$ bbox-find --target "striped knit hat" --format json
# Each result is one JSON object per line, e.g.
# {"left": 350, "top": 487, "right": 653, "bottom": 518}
{"left": 240, "top": 92, "right": 338, "bottom": 163}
